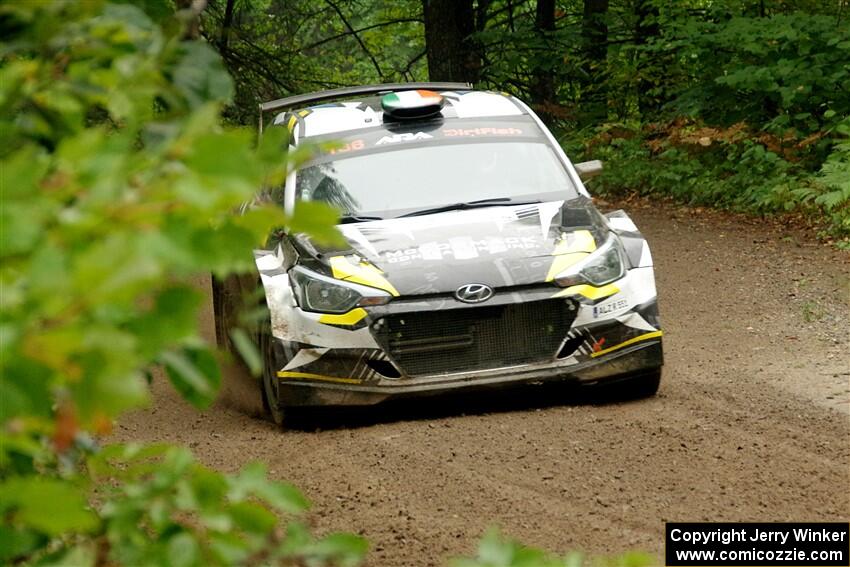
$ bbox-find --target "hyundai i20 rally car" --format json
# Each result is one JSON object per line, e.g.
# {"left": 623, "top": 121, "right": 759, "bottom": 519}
{"left": 213, "top": 82, "right": 663, "bottom": 425}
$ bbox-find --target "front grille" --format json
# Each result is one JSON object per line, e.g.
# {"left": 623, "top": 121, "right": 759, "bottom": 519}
{"left": 372, "top": 299, "right": 575, "bottom": 377}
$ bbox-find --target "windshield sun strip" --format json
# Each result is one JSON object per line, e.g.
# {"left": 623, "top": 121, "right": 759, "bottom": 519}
{"left": 298, "top": 135, "right": 550, "bottom": 169}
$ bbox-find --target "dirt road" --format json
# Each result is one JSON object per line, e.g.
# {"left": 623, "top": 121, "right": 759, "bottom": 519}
{"left": 116, "top": 201, "right": 850, "bottom": 566}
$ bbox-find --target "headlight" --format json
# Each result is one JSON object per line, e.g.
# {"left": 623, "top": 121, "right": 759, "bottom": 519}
{"left": 554, "top": 234, "right": 626, "bottom": 287}
{"left": 289, "top": 266, "right": 391, "bottom": 313}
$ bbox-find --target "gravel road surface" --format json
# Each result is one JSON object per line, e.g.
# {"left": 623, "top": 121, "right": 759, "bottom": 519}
{"left": 116, "top": 201, "right": 850, "bottom": 566}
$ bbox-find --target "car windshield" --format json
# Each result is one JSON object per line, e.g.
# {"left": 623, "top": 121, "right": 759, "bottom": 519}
{"left": 294, "top": 141, "right": 578, "bottom": 218}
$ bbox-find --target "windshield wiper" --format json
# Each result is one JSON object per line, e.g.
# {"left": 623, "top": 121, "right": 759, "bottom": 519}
{"left": 339, "top": 214, "right": 384, "bottom": 224}
{"left": 397, "top": 198, "right": 542, "bottom": 218}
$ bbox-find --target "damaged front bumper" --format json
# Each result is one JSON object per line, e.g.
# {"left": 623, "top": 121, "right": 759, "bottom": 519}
{"left": 262, "top": 265, "right": 664, "bottom": 407}
{"left": 277, "top": 339, "right": 662, "bottom": 406}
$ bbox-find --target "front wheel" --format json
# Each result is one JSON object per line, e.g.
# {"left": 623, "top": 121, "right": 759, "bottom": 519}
{"left": 623, "top": 368, "right": 662, "bottom": 398}
{"left": 591, "top": 367, "right": 662, "bottom": 400}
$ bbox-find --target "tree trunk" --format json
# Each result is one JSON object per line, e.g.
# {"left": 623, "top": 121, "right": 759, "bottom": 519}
{"left": 530, "top": 0, "right": 556, "bottom": 121}
{"left": 582, "top": 0, "right": 608, "bottom": 66}
{"left": 635, "top": 0, "right": 660, "bottom": 117}
{"left": 422, "top": 0, "right": 478, "bottom": 83}
{"left": 219, "top": 0, "right": 236, "bottom": 52}
{"left": 581, "top": 0, "right": 608, "bottom": 123}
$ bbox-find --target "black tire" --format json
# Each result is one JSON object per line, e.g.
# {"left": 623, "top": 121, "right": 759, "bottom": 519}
{"left": 210, "top": 276, "right": 230, "bottom": 350}
{"left": 591, "top": 367, "right": 662, "bottom": 401}
{"left": 259, "top": 327, "right": 288, "bottom": 427}
{"left": 211, "top": 274, "right": 258, "bottom": 370}
{"left": 623, "top": 368, "right": 662, "bottom": 398}
{"left": 212, "top": 274, "right": 253, "bottom": 353}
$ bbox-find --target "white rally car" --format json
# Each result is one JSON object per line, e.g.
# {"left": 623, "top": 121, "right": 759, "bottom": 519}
{"left": 213, "top": 83, "right": 663, "bottom": 425}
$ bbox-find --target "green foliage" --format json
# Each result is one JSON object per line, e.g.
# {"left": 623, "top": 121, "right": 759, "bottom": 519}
{"left": 0, "top": 1, "right": 361, "bottom": 564}
{"left": 658, "top": 12, "right": 850, "bottom": 135}
{"left": 606, "top": 5, "right": 849, "bottom": 242}
{"left": 0, "top": 0, "right": 284, "bottom": 429}
{"left": 451, "top": 530, "right": 654, "bottom": 567}
{"left": 812, "top": 119, "right": 850, "bottom": 244}
{"left": 86, "top": 445, "right": 366, "bottom": 567}
{"left": 581, "top": 128, "right": 794, "bottom": 208}
{"left": 573, "top": 116, "right": 850, "bottom": 243}
{"left": 469, "top": 1, "right": 849, "bottom": 241}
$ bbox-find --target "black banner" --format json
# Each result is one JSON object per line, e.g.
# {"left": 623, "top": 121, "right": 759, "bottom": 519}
{"left": 666, "top": 522, "right": 849, "bottom": 566}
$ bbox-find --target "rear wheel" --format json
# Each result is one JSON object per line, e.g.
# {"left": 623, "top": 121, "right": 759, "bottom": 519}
{"left": 259, "top": 327, "right": 288, "bottom": 427}
{"left": 211, "top": 274, "right": 255, "bottom": 352}
{"left": 211, "top": 276, "right": 231, "bottom": 350}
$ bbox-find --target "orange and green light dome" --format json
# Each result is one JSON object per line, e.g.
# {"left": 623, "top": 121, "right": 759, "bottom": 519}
{"left": 381, "top": 89, "right": 445, "bottom": 119}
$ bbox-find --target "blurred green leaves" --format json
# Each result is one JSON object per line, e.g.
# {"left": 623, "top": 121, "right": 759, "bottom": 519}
{"left": 0, "top": 0, "right": 329, "bottom": 433}
{"left": 162, "top": 347, "right": 222, "bottom": 409}
{"left": 0, "top": 477, "right": 98, "bottom": 536}
{"left": 82, "top": 445, "right": 365, "bottom": 567}
{"left": 0, "top": 1, "right": 362, "bottom": 565}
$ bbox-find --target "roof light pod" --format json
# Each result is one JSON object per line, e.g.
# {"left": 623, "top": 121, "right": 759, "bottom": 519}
{"left": 381, "top": 90, "right": 445, "bottom": 119}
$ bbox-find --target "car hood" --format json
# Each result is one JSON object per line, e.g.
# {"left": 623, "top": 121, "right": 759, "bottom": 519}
{"left": 294, "top": 197, "right": 610, "bottom": 296}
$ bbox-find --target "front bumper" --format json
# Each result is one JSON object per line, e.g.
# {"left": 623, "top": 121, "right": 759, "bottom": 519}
{"left": 262, "top": 265, "right": 663, "bottom": 407}
{"left": 278, "top": 339, "right": 662, "bottom": 406}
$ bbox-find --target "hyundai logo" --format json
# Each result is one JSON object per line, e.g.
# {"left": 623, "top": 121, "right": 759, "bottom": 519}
{"left": 455, "top": 283, "right": 494, "bottom": 303}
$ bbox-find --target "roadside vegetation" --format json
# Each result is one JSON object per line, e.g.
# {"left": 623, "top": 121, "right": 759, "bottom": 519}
{"left": 0, "top": 2, "right": 359, "bottom": 565}
{"left": 0, "top": 0, "right": 845, "bottom": 566}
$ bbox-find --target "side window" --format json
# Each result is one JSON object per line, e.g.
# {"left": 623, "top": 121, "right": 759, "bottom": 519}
{"left": 294, "top": 167, "right": 321, "bottom": 201}
{"left": 295, "top": 164, "right": 361, "bottom": 214}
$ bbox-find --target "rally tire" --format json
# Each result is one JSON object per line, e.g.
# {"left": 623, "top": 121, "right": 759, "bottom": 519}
{"left": 618, "top": 368, "right": 662, "bottom": 399}
{"left": 211, "top": 276, "right": 231, "bottom": 351}
{"left": 590, "top": 367, "right": 662, "bottom": 400}
{"left": 259, "top": 327, "right": 288, "bottom": 428}
{"left": 212, "top": 274, "right": 254, "bottom": 353}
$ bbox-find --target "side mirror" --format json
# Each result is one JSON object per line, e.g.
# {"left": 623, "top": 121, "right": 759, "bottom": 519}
{"left": 574, "top": 160, "right": 603, "bottom": 180}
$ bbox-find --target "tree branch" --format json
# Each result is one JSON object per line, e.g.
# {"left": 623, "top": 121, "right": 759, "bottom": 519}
{"left": 324, "top": 0, "right": 384, "bottom": 80}
{"left": 397, "top": 48, "right": 427, "bottom": 81}
{"left": 301, "top": 18, "right": 423, "bottom": 52}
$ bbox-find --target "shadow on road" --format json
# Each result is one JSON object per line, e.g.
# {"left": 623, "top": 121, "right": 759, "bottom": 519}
{"left": 282, "top": 380, "right": 654, "bottom": 432}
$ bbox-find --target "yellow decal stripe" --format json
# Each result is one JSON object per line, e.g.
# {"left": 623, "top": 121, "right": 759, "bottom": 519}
{"left": 590, "top": 331, "right": 663, "bottom": 358}
{"left": 329, "top": 256, "right": 399, "bottom": 297}
{"left": 276, "top": 371, "right": 361, "bottom": 384}
{"left": 318, "top": 308, "right": 367, "bottom": 326}
{"left": 546, "top": 252, "right": 588, "bottom": 282}
{"left": 553, "top": 230, "right": 596, "bottom": 255}
{"left": 546, "top": 230, "right": 597, "bottom": 282}
{"left": 554, "top": 283, "right": 619, "bottom": 301}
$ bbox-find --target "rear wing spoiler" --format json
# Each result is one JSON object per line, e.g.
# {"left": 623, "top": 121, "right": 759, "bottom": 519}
{"left": 258, "top": 82, "right": 473, "bottom": 134}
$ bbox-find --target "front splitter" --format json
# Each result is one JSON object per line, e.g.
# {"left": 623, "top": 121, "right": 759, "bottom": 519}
{"left": 278, "top": 340, "right": 663, "bottom": 406}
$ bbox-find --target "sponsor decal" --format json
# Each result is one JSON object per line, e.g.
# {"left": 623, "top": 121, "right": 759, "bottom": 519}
{"left": 327, "top": 139, "right": 365, "bottom": 155}
{"left": 375, "top": 132, "right": 433, "bottom": 145}
{"left": 418, "top": 241, "right": 443, "bottom": 260}
{"left": 449, "top": 236, "right": 479, "bottom": 260}
{"left": 442, "top": 127, "right": 523, "bottom": 137}
{"left": 592, "top": 297, "right": 629, "bottom": 318}
{"left": 383, "top": 236, "right": 542, "bottom": 264}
